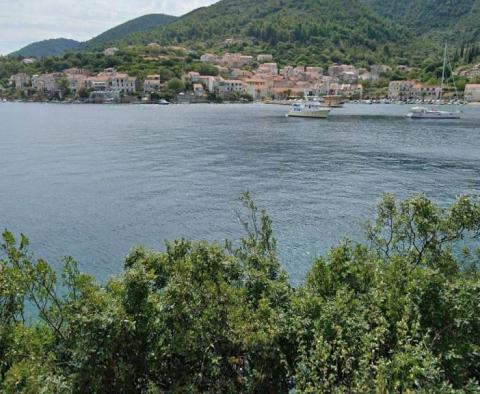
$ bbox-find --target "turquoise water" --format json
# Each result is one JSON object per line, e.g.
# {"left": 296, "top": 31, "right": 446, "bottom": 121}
{"left": 1, "top": 102, "right": 479, "bottom": 284}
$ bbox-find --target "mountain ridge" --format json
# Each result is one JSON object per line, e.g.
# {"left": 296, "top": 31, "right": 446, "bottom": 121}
{"left": 10, "top": 38, "right": 80, "bottom": 58}
{"left": 9, "top": 14, "right": 177, "bottom": 58}
{"left": 78, "top": 13, "right": 178, "bottom": 52}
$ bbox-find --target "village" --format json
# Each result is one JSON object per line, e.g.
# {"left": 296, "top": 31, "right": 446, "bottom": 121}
{"left": 5, "top": 48, "right": 480, "bottom": 104}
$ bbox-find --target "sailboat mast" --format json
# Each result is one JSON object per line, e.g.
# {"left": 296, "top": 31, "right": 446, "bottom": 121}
{"left": 441, "top": 44, "right": 448, "bottom": 100}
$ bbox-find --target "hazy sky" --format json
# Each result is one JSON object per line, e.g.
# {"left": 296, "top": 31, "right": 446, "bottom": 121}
{"left": 0, "top": 0, "right": 219, "bottom": 55}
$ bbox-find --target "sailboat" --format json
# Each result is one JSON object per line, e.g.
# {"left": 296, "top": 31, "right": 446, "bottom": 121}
{"left": 407, "top": 45, "right": 461, "bottom": 119}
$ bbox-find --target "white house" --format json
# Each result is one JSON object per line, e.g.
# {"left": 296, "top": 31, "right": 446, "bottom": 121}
{"left": 103, "top": 47, "right": 119, "bottom": 56}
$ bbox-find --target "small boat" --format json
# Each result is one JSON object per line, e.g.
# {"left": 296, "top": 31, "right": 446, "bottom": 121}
{"left": 323, "top": 95, "right": 345, "bottom": 108}
{"left": 406, "top": 107, "right": 461, "bottom": 119}
{"left": 287, "top": 98, "right": 330, "bottom": 118}
{"left": 407, "top": 45, "right": 461, "bottom": 120}
{"left": 159, "top": 99, "right": 170, "bottom": 105}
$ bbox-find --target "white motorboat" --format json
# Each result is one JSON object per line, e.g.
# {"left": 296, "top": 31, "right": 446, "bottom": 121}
{"left": 287, "top": 98, "right": 330, "bottom": 118}
{"left": 406, "top": 107, "right": 461, "bottom": 119}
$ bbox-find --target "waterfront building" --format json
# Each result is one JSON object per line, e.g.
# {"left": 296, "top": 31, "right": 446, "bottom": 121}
{"left": 193, "top": 83, "right": 205, "bottom": 96}
{"left": 67, "top": 74, "right": 88, "bottom": 95}
{"left": 85, "top": 75, "right": 109, "bottom": 91}
{"left": 198, "top": 76, "right": 218, "bottom": 92}
{"left": 95, "top": 69, "right": 137, "bottom": 94}
{"left": 412, "top": 83, "right": 442, "bottom": 100}
{"left": 244, "top": 78, "right": 272, "bottom": 100}
{"left": 9, "top": 73, "right": 31, "bottom": 90}
{"left": 388, "top": 80, "right": 415, "bottom": 100}
{"left": 144, "top": 75, "right": 161, "bottom": 93}
{"left": 465, "top": 84, "right": 480, "bottom": 102}
{"left": 388, "top": 80, "right": 441, "bottom": 100}
{"left": 221, "top": 80, "right": 245, "bottom": 94}
{"left": 32, "top": 73, "right": 62, "bottom": 95}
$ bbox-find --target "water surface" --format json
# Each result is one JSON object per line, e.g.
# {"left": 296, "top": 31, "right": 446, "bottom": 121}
{"left": 1, "top": 103, "right": 479, "bottom": 283}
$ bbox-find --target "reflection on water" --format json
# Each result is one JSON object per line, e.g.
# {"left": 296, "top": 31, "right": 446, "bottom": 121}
{"left": 1, "top": 103, "right": 479, "bottom": 284}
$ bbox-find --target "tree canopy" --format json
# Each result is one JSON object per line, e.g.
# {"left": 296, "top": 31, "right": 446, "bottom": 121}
{"left": 1, "top": 193, "right": 480, "bottom": 392}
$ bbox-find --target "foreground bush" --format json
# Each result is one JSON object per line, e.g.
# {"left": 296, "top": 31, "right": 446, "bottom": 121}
{"left": 1, "top": 193, "right": 479, "bottom": 393}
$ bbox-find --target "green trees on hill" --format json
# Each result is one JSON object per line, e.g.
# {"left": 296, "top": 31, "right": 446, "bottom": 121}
{"left": 119, "top": 0, "right": 416, "bottom": 67}
{"left": 1, "top": 193, "right": 480, "bottom": 393}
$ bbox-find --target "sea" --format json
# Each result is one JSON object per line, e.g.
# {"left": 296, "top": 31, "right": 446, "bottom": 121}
{"left": 1, "top": 102, "right": 479, "bottom": 284}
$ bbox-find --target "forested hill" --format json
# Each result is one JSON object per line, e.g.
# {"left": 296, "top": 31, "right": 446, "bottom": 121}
{"left": 8, "top": 14, "right": 177, "bottom": 58}
{"left": 361, "top": 0, "right": 480, "bottom": 41}
{"left": 10, "top": 38, "right": 80, "bottom": 58}
{"left": 117, "top": 0, "right": 419, "bottom": 66}
{"left": 9, "top": 0, "right": 480, "bottom": 66}
{"left": 78, "top": 14, "right": 178, "bottom": 52}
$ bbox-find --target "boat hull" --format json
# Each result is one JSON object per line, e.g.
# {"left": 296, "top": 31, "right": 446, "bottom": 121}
{"left": 287, "top": 110, "right": 329, "bottom": 118}
{"left": 406, "top": 113, "right": 461, "bottom": 119}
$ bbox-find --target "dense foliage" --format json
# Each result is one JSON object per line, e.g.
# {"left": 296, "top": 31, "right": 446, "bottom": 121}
{"left": 118, "top": 0, "right": 420, "bottom": 67}
{"left": 110, "top": 0, "right": 480, "bottom": 68}
{"left": 361, "top": 0, "right": 479, "bottom": 38}
{"left": 1, "top": 193, "right": 479, "bottom": 393}
{"left": 78, "top": 14, "right": 178, "bottom": 53}
{"left": 5, "top": 0, "right": 480, "bottom": 78}
{"left": 0, "top": 47, "right": 206, "bottom": 88}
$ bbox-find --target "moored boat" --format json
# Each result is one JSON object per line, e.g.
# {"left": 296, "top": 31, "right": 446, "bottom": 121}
{"left": 287, "top": 96, "right": 330, "bottom": 119}
{"left": 406, "top": 107, "right": 461, "bottom": 119}
{"left": 287, "top": 99, "right": 331, "bottom": 118}
{"left": 407, "top": 45, "right": 462, "bottom": 120}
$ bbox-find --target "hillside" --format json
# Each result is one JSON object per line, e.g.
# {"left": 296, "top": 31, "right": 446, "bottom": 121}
{"left": 361, "top": 0, "right": 480, "bottom": 40}
{"left": 10, "top": 38, "right": 80, "bottom": 58}
{"left": 79, "top": 14, "right": 178, "bottom": 52}
{"left": 451, "top": 0, "right": 480, "bottom": 42}
{"left": 117, "top": 0, "right": 419, "bottom": 67}
{"left": 8, "top": 14, "right": 177, "bottom": 58}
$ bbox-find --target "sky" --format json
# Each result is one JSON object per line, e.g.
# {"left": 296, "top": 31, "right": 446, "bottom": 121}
{"left": 0, "top": 0, "right": 219, "bottom": 55}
